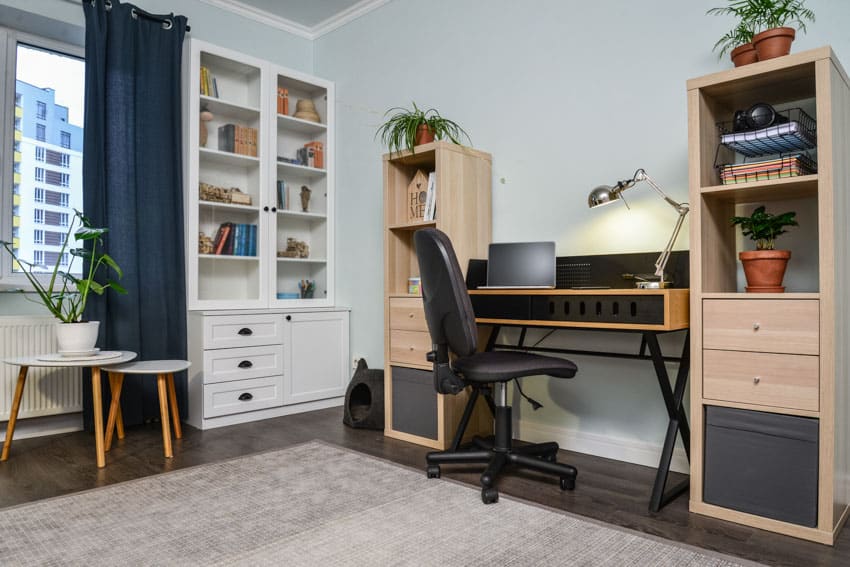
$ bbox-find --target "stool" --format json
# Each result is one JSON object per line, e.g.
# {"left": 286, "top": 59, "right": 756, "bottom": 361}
{"left": 103, "top": 360, "right": 190, "bottom": 458}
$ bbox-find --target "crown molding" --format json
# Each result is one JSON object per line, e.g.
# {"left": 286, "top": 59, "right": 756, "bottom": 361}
{"left": 311, "top": 0, "right": 392, "bottom": 39}
{"left": 196, "top": 0, "right": 391, "bottom": 41}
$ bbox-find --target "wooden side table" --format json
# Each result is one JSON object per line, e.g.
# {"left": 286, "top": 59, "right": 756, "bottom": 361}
{"left": 1, "top": 351, "right": 136, "bottom": 468}
{"left": 102, "top": 360, "right": 190, "bottom": 458}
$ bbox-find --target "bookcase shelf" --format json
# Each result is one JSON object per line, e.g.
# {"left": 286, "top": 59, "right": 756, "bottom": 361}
{"left": 277, "top": 113, "right": 327, "bottom": 134}
{"left": 198, "top": 254, "right": 258, "bottom": 261}
{"left": 199, "top": 200, "right": 259, "bottom": 212}
{"left": 276, "top": 161, "right": 326, "bottom": 178}
{"left": 199, "top": 147, "right": 259, "bottom": 167}
{"left": 700, "top": 174, "right": 818, "bottom": 202}
{"left": 200, "top": 94, "right": 259, "bottom": 121}
{"left": 388, "top": 220, "right": 437, "bottom": 231}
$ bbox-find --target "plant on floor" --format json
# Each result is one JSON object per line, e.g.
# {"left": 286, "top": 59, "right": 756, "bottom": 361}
{"left": 376, "top": 102, "right": 471, "bottom": 156}
{"left": 730, "top": 205, "right": 798, "bottom": 292}
{"left": 0, "top": 209, "right": 126, "bottom": 322}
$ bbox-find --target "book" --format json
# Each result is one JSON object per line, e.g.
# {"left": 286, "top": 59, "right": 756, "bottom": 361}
{"left": 214, "top": 223, "right": 232, "bottom": 255}
{"left": 248, "top": 224, "right": 257, "bottom": 256}
{"left": 424, "top": 171, "right": 437, "bottom": 221}
{"left": 222, "top": 224, "right": 235, "bottom": 255}
{"left": 277, "top": 179, "right": 288, "bottom": 209}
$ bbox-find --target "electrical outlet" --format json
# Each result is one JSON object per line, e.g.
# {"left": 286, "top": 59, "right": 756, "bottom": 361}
{"left": 351, "top": 357, "right": 362, "bottom": 372}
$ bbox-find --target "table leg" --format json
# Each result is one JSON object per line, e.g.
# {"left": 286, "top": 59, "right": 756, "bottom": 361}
{"left": 1, "top": 366, "right": 29, "bottom": 461}
{"left": 166, "top": 373, "right": 182, "bottom": 439}
{"left": 157, "top": 374, "right": 173, "bottom": 458}
{"left": 92, "top": 366, "right": 106, "bottom": 468}
{"left": 105, "top": 372, "right": 125, "bottom": 451}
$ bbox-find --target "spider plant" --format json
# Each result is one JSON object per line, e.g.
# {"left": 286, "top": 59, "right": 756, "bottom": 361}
{"left": 376, "top": 102, "right": 471, "bottom": 156}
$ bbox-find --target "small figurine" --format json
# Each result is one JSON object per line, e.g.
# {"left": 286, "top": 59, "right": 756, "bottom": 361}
{"left": 199, "top": 109, "right": 213, "bottom": 147}
{"left": 300, "top": 185, "right": 311, "bottom": 212}
{"left": 198, "top": 232, "right": 214, "bottom": 254}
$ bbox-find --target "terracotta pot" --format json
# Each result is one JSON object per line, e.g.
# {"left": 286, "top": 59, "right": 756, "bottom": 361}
{"left": 730, "top": 43, "right": 758, "bottom": 67}
{"left": 740, "top": 249, "right": 791, "bottom": 293}
{"left": 415, "top": 124, "right": 435, "bottom": 146}
{"left": 752, "top": 27, "right": 796, "bottom": 61}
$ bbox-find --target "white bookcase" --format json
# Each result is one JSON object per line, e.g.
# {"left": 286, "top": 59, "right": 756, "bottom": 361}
{"left": 182, "top": 40, "right": 346, "bottom": 429}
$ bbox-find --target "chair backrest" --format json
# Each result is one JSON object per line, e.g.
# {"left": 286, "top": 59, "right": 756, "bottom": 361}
{"left": 414, "top": 228, "right": 478, "bottom": 358}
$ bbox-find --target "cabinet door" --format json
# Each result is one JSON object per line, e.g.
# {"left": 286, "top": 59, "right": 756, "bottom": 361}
{"left": 284, "top": 310, "right": 349, "bottom": 404}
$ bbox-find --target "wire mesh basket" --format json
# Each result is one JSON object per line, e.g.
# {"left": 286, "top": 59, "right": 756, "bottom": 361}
{"left": 716, "top": 153, "right": 817, "bottom": 185}
{"left": 717, "top": 107, "right": 817, "bottom": 157}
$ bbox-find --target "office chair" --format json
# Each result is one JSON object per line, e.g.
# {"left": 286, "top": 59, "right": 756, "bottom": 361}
{"left": 414, "top": 228, "right": 578, "bottom": 504}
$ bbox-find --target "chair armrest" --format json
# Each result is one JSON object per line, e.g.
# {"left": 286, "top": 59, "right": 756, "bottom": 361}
{"left": 428, "top": 344, "right": 465, "bottom": 395}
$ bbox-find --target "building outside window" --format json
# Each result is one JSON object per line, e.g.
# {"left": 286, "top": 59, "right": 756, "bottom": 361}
{"left": 60, "top": 131, "right": 71, "bottom": 149}
{"left": 36, "top": 123, "right": 45, "bottom": 141}
{"left": 35, "top": 167, "right": 44, "bottom": 182}
{"left": 33, "top": 250, "right": 43, "bottom": 265}
{"left": 36, "top": 100, "right": 46, "bottom": 119}
{"left": 34, "top": 209, "right": 43, "bottom": 224}
{"left": 34, "top": 187, "right": 44, "bottom": 203}
{"left": 33, "top": 229, "right": 43, "bottom": 244}
{"left": 35, "top": 146, "right": 44, "bottom": 161}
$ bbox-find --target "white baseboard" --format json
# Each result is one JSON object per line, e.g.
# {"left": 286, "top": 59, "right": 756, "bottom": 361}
{"left": 516, "top": 419, "right": 689, "bottom": 474}
{"left": 0, "top": 412, "right": 83, "bottom": 442}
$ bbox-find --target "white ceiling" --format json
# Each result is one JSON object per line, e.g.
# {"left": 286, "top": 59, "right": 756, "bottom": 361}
{"left": 199, "top": 0, "right": 389, "bottom": 38}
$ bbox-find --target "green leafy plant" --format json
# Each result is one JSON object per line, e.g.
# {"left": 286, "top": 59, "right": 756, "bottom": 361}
{"left": 0, "top": 209, "right": 126, "bottom": 322}
{"left": 708, "top": 0, "right": 814, "bottom": 55}
{"left": 376, "top": 102, "right": 470, "bottom": 156}
{"left": 730, "top": 205, "right": 798, "bottom": 250}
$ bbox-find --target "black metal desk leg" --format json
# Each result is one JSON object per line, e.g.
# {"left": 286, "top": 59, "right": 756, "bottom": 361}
{"left": 645, "top": 331, "right": 691, "bottom": 512}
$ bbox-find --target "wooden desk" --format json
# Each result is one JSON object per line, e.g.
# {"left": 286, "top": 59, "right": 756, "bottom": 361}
{"left": 468, "top": 288, "right": 689, "bottom": 512}
{"left": 1, "top": 351, "right": 137, "bottom": 468}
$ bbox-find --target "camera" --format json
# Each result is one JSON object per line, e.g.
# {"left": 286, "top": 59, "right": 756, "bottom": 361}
{"left": 732, "top": 102, "right": 789, "bottom": 133}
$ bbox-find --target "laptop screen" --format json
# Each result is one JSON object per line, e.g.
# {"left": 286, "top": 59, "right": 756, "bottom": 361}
{"left": 485, "top": 242, "right": 556, "bottom": 288}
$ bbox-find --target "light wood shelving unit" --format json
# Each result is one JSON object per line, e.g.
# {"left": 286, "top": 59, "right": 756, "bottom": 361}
{"left": 383, "top": 141, "right": 493, "bottom": 450}
{"left": 688, "top": 47, "right": 850, "bottom": 545}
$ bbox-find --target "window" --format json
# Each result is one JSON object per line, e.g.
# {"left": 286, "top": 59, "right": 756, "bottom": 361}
{"left": 2, "top": 35, "right": 85, "bottom": 280}
{"left": 44, "top": 251, "right": 68, "bottom": 266}
{"left": 33, "top": 250, "right": 43, "bottom": 265}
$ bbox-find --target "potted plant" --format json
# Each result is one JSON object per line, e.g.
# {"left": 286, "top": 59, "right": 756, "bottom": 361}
{"left": 711, "top": 21, "right": 758, "bottom": 67}
{"left": 708, "top": 0, "right": 814, "bottom": 63}
{"left": 0, "top": 209, "right": 126, "bottom": 353}
{"left": 376, "top": 102, "right": 471, "bottom": 156}
{"left": 730, "top": 205, "right": 798, "bottom": 292}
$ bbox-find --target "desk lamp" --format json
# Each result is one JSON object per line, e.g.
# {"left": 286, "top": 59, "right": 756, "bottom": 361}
{"left": 587, "top": 168, "right": 689, "bottom": 288}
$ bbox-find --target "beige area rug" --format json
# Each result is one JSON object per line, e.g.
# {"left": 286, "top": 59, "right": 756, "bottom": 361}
{"left": 0, "top": 441, "right": 760, "bottom": 566}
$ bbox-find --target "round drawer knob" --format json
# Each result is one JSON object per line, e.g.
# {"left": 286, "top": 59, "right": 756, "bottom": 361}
{"left": 409, "top": 346, "right": 414, "bottom": 351}
{"left": 753, "top": 322, "right": 760, "bottom": 331}
{"left": 408, "top": 313, "right": 415, "bottom": 318}
{"left": 753, "top": 376, "right": 761, "bottom": 384}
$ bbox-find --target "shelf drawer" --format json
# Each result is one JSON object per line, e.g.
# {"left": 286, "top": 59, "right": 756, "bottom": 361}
{"left": 203, "top": 314, "right": 284, "bottom": 349}
{"left": 703, "top": 299, "right": 818, "bottom": 355}
{"left": 389, "top": 329, "right": 431, "bottom": 366}
{"left": 203, "top": 375, "right": 284, "bottom": 418}
{"left": 703, "top": 349, "right": 819, "bottom": 411}
{"left": 203, "top": 345, "right": 284, "bottom": 384}
{"left": 389, "top": 297, "right": 427, "bottom": 332}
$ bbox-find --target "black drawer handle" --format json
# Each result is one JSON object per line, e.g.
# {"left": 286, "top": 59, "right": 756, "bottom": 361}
{"left": 286, "top": 315, "right": 291, "bottom": 321}
{"left": 237, "top": 327, "right": 253, "bottom": 336}
{"left": 238, "top": 392, "right": 253, "bottom": 401}
{"left": 238, "top": 360, "right": 253, "bottom": 369}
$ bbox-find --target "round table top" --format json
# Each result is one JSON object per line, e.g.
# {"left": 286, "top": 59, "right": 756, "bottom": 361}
{"left": 3, "top": 351, "right": 137, "bottom": 368}
{"left": 102, "top": 359, "right": 191, "bottom": 374}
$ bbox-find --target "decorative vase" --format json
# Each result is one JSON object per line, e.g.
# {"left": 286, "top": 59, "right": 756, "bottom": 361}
{"left": 730, "top": 43, "right": 758, "bottom": 67}
{"left": 740, "top": 249, "right": 791, "bottom": 293}
{"left": 294, "top": 99, "right": 320, "bottom": 123}
{"left": 55, "top": 321, "right": 100, "bottom": 353}
{"left": 300, "top": 185, "right": 311, "bottom": 212}
{"left": 199, "top": 110, "right": 213, "bottom": 147}
{"left": 752, "top": 27, "right": 796, "bottom": 61}
{"left": 415, "top": 124, "right": 435, "bottom": 146}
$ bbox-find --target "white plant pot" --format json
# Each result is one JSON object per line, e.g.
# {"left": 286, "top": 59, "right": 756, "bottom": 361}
{"left": 55, "top": 321, "right": 100, "bottom": 353}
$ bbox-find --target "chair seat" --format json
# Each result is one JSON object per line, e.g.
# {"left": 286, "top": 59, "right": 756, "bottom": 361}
{"left": 453, "top": 351, "right": 577, "bottom": 383}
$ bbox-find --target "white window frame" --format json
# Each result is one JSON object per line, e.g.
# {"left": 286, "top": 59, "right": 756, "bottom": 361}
{"left": 0, "top": 27, "right": 84, "bottom": 289}
{"left": 33, "top": 187, "right": 43, "bottom": 203}
{"left": 35, "top": 146, "right": 44, "bottom": 161}
{"left": 32, "top": 228, "right": 42, "bottom": 244}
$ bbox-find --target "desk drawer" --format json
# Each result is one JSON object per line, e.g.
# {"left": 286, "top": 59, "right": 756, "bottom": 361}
{"left": 703, "top": 349, "right": 819, "bottom": 412}
{"left": 390, "top": 330, "right": 431, "bottom": 366}
{"left": 703, "top": 300, "right": 818, "bottom": 355}
{"left": 203, "top": 345, "right": 284, "bottom": 384}
{"left": 204, "top": 375, "right": 283, "bottom": 418}
{"left": 203, "top": 314, "right": 284, "bottom": 349}
{"left": 389, "top": 297, "right": 427, "bottom": 332}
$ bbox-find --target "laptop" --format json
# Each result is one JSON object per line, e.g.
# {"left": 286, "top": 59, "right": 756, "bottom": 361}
{"left": 478, "top": 241, "right": 556, "bottom": 289}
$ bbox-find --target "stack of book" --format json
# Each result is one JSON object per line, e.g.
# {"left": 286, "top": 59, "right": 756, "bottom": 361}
{"left": 718, "top": 154, "right": 816, "bottom": 185}
{"left": 200, "top": 66, "right": 218, "bottom": 98}
{"left": 277, "top": 87, "right": 289, "bottom": 115}
{"left": 304, "top": 141, "right": 323, "bottom": 169}
{"left": 211, "top": 222, "right": 258, "bottom": 256}
{"left": 218, "top": 124, "right": 258, "bottom": 157}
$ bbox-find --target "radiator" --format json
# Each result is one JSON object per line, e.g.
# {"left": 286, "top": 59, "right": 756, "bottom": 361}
{"left": 0, "top": 316, "right": 82, "bottom": 420}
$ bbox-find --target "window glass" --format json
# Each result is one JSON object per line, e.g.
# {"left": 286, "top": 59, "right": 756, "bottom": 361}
{"left": 9, "top": 43, "right": 84, "bottom": 275}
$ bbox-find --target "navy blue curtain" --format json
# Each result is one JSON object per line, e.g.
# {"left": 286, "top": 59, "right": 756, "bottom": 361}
{"left": 82, "top": 0, "right": 188, "bottom": 429}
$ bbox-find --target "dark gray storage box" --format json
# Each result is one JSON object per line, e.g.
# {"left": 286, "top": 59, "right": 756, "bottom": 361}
{"left": 704, "top": 406, "right": 818, "bottom": 527}
{"left": 391, "top": 366, "right": 437, "bottom": 439}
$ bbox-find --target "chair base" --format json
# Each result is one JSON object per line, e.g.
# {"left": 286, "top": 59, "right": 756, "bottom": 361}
{"left": 426, "top": 404, "right": 578, "bottom": 504}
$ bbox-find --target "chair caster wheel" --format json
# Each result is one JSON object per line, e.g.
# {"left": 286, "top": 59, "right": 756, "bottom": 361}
{"left": 426, "top": 465, "right": 441, "bottom": 479}
{"left": 560, "top": 476, "right": 575, "bottom": 491}
{"left": 482, "top": 487, "right": 499, "bottom": 504}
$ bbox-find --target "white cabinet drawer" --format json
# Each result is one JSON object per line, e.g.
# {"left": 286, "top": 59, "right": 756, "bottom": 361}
{"left": 204, "top": 375, "right": 284, "bottom": 418}
{"left": 203, "top": 345, "right": 284, "bottom": 384}
{"left": 203, "top": 314, "right": 284, "bottom": 349}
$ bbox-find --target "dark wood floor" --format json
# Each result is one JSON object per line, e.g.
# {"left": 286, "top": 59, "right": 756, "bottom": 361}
{"left": 1, "top": 407, "right": 847, "bottom": 566}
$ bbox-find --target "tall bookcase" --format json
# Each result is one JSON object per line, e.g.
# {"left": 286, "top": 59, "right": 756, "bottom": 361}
{"left": 687, "top": 47, "right": 850, "bottom": 544}
{"left": 182, "top": 40, "right": 348, "bottom": 430}
{"left": 383, "top": 141, "right": 493, "bottom": 450}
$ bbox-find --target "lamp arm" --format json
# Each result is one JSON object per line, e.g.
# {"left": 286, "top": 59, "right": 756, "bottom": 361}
{"left": 654, "top": 206, "right": 689, "bottom": 281}
{"left": 633, "top": 169, "right": 687, "bottom": 213}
